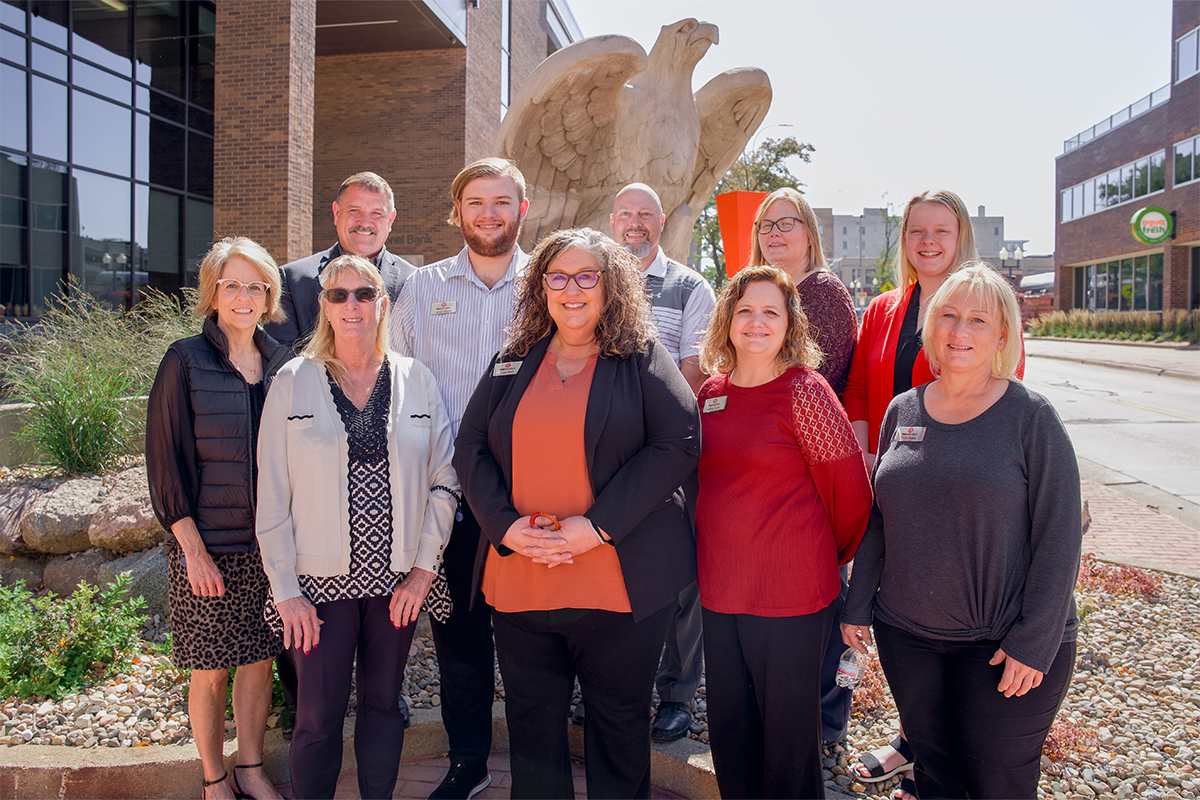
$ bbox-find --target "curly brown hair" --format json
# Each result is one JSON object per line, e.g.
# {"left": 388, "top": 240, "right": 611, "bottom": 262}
{"left": 503, "top": 228, "right": 654, "bottom": 359}
{"left": 700, "top": 266, "right": 823, "bottom": 376}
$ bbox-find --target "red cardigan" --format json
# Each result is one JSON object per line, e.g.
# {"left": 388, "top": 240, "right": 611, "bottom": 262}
{"left": 844, "top": 284, "right": 1025, "bottom": 455}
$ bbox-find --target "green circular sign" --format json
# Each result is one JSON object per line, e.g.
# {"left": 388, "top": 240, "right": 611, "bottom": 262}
{"left": 1130, "top": 206, "right": 1173, "bottom": 245}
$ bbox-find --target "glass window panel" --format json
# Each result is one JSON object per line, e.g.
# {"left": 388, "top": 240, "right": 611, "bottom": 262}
{"left": 149, "top": 89, "right": 184, "bottom": 123}
{"left": 30, "top": 1, "right": 65, "bottom": 49}
{"left": 1120, "top": 259, "right": 1134, "bottom": 311}
{"left": 147, "top": 116, "right": 183, "bottom": 188}
{"left": 1073, "top": 267, "right": 1084, "bottom": 310}
{"left": 1, "top": 63, "right": 26, "bottom": 150}
{"left": 190, "top": 106, "right": 212, "bottom": 136}
{"left": 1073, "top": 185, "right": 1083, "bottom": 218}
{"left": 72, "top": 89, "right": 130, "bottom": 176}
{"left": 1083, "top": 179, "right": 1095, "bottom": 216}
{"left": 31, "top": 41, "right": 64, "bottom": 78}
{"left": 1148, "top": 253, "right": 1163, "bottom": 312}
{"left": 70, "top": 0, "right": 131, "bottom": 76}
{"left": 1, "top": 1, "right": 27, "bottom": 33}
{"left": 1119, "top": 165, "right": 1133, "bottom": 203}
{"left": 1098, "top": 172, "right": 1115, "bottom": 207}
{"left": 187, "top": 131, "right": 211, "bottom": 197}
{"left": 72, "top": 168, "right": 131, "bottom": 309}
{"left": 184, "top": 196, "right": 210, "bottom": 280}
{"left": 29, "top": 156, "right": 64, "bottom": 316}
{"left": 1085, "top": 264, "right": 1095, "bottom": 312}
{"left": 187, "top": 3, "right": 213, "bottom": 110}
{"left": 1106, "top": 262, "right": 1121, "bottom": 311}
{"left": 2, "top": 28, "right": 27, "bottom": 65}
{"left": 1176, "top": 139, "right": 1195, "bottom": 186}
{"left": 1061, "top": 190, "right": 1071, "bottom": 223}
{"left": 0, "top": 150, "right": 28, "bottom": 317}
{"left": 135, "top": 0, "right": 184, "bottom": 99}
{"left": 1151, "top": 151, "right": 1167, "bottom": 192}
{"left": 1179, "top": 30, "right": 1199, "bottom": 83}
{"left": 135, "top": 82, "right": 148, "bottom": 111}
{"left": 134, "top": 111, "right": 147, "bottom": 181}
{"left": 1134, "top": 158, "right": 1149, "bottom": 198}
{"left": 73, "top": 59, "right": 129, "bottom": 101}
{"left": 135, "top": 185, "right": 180, "bottom": 298}
{"left": 1092, "top": 262, "right": 1106, "bottom": 310}
{"left": 1133, "top": 256, "right": 1147, "bottom": 311}
{"left": 30, "top": 74, "right": 65, "bottom": 160}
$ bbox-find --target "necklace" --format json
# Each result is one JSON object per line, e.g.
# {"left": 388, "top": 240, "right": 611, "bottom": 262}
{"left": 229, "top": 351, "right": 261, "bottom": 381}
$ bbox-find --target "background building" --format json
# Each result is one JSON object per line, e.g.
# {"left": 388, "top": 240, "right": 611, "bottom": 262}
{"left": 1054, "top": 0, "right": 1198, "bottom": 313}
{"left": 0, "top": 0, "right": 580, "bottom": 319}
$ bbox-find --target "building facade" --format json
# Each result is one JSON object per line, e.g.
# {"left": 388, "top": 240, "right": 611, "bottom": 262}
{"left": 0, "top": 0, "right": 580, "bottom": 320}
{"left": 1054, "top": 0, "right": 1199, "bottom": 313}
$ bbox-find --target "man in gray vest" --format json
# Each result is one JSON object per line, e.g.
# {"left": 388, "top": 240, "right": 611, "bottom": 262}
{"left": 609, "top": 182, "right": 714, "bottom": 741}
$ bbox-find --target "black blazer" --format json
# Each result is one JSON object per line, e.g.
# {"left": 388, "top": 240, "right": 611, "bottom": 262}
{"left": 264, "top": 242, "right": 415, "bottom": 352}
{"left": 453, "top": 335, "right": 701, "bottom": 622}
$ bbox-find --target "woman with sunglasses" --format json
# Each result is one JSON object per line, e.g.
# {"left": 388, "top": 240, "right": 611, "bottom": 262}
{"left": 454, "top": 228, "right": 700, "bottom": 798}
{"left": 147, "top": 237, "right": 290, "bottom": 800}
{"left": 255, "top": 255, "right": 459, "bottom": 799}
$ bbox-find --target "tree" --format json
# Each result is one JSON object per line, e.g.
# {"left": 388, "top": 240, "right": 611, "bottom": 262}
{"left": 870, "top": 195, "right": 901, "bottom": 293}
{"left": 694, "top": 136, "right": 815, "bottom": 290}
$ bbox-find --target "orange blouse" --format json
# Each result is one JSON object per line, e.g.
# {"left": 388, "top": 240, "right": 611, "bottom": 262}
{"left": 482, "top": 352, "right": 631, "bottom": 613}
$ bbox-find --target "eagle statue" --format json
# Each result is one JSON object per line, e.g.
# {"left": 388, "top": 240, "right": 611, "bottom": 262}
{"left": 494, "top": 18, "right": 772, "bottom": 262}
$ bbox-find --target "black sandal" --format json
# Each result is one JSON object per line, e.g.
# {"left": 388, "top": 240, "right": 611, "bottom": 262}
{"left": 893, "top": 774, "right": 918, "bottom": 800}
{"left": 202, "top": 772, "right": 233, "bottom": 800}
{"left": 855, "top": 735, "right": 916, "bottom": 783}
{"left": 231, "top": 763, "right": 262, "bottom": 800}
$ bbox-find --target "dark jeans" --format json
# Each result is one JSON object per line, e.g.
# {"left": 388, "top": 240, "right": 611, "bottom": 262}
{"left": 289, "top": 595, "right": 417, "bottom": 800}
{"left": 493, "top": 604, "right": 673, "bottom": 799}
{"left": 654, "top": 580, "right": 704, "bottom": 704}
{"left": 430, "top": 504, "right": 495, "bottom": 764}
{"left": 875, "top": 619, "right": 1075, "bottom": 799}
{"left": 702, "top": 603, "right": 835, "bottom": 800}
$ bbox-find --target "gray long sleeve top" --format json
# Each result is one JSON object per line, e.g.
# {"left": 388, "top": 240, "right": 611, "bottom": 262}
{"left": 842, "top": 380, "right": 1082, "bottom": 673}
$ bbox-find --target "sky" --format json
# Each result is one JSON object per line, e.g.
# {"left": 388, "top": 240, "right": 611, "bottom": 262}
{"left": 564, "top": 0, "right": 1174, "bottom": 255}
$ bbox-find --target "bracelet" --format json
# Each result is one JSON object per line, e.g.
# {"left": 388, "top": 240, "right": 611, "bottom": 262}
{"left": 587, "top": 517, "right": 607, "bottom": 544}
{"left": 530, "top": 512, "right": 562, "bottom": 531}
{"left": 431, "top": 484, "right": 463, "bottom": 504}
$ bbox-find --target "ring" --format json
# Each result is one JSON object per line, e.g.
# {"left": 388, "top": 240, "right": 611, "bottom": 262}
{"left": 530, "top": 512, "right": 562, "bottom": 530}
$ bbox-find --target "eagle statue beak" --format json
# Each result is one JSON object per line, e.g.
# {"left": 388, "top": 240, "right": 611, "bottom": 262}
{"left": 688, "top": 21, "right": 719, "bottom": 48}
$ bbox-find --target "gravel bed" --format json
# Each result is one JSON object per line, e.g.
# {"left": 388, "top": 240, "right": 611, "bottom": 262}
{"left": 3, "top": 570, "right": 1197, "bottom": 800}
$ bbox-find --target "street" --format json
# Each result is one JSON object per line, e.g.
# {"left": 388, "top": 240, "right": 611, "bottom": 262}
{"left": 1023, "top": 356, "right": 1200, "bottom": 531}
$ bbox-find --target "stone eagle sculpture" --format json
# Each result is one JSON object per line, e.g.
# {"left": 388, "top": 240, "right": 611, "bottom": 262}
{"left": 494, "top": 18, "right": 772, "bottom": 262}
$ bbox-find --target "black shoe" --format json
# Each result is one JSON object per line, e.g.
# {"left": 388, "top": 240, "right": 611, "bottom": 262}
{"left": 429, "top": 758, "right": 491, "bottom": 800}
{"left": 570, "top": 699, "right": 585, "bottom": 725}
{"left": 280, "top": 704, "right": 295, "bottom": 741}
{"left": 650, "top": 701, "right": 691, "bottom": 743}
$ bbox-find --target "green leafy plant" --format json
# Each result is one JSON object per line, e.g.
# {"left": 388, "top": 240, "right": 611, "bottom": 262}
{"left": 0, "top": 575, "right": 147, "bottom": 700}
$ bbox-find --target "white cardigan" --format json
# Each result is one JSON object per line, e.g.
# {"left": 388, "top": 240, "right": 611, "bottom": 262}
{"left": 255, "top": 353, "right": 459, "bottom": 604}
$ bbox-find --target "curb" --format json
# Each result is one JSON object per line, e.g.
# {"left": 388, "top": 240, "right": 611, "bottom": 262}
{"left": 1089, "top": 553, "right": 1200, "bottom": 581}
{"left": 1027, "top": 351, "right": 1200, "bottom": 382}
{"left": 1029, "top": 336, "right": 1199, "bottom": 350}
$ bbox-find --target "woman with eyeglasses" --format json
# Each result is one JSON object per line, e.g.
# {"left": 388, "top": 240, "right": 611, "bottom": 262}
{"left": 454, "top": 228, "right": 700, "bottom": 798}
{"left": 749, "top": 188, "right": 857, "bottom": 397}
{"left": 255, "top": 254, "right": 459, "bottom": 799}
{"left": 147, "top": 237, "right": 290, "bottom": 800}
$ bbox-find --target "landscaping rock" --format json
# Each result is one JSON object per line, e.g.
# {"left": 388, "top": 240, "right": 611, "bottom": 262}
{"left": 42, "top": 547, "right": 118, "bottom": 596}
{"left": 0, "top": 554, "right": 45, "bottom": 589}
{"left": 98, "top": 546, "right": 168, "bottom": 620}
{"left": 88, "top": 467, "right": 165, "bottom": 553}
{"left": 19, "top": 476, "right": 104, "bottom": 554}
{"left": 0, "top": 482, "right": 49, "bottom": 555}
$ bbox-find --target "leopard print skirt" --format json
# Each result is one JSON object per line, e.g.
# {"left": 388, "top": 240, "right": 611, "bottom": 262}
{"left": 167, "top": 546, "right": 283, "bottom": 671}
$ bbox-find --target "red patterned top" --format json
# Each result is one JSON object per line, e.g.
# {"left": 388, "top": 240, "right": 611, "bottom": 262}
{"left": 695, "top": 367, "right": 873, "bottom": 617}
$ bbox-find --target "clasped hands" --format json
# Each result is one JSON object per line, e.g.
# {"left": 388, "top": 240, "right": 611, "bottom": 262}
{"left": 500, "top": 513, "right": 601, "bottom": 568}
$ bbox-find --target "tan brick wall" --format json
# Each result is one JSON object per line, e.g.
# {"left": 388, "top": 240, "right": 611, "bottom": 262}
{"left": 214, "top": 0, "right": 314, "bottom": 266}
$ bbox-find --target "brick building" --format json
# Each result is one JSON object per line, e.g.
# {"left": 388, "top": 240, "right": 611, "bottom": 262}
{"left": 1055, "top": 0, "right": 1199, "bottom": 313}
{"left": 0, "top": 0, "right": 580, "bottom": 319}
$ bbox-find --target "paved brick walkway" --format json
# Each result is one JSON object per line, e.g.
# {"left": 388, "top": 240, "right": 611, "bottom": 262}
{"left": 1081, "top": 479, "right": 1200, "bottom": 575}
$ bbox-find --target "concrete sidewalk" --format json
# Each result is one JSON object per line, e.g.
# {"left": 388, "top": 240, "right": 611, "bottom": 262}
{"left": 1081, "top": 479, "right": 1200, "bottom": 579}
{"left": 1025, "top": 336, "right": 1200, "bottom": 381}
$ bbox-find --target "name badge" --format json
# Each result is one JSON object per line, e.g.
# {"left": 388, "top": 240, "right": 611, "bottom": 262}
{"left": 493, "top": 360, "right": 522, "bottom": 376}
{"left": 897, "top": 426, "right": 926, "bottom": 442}
{"left": 702, "top": 396, "right": 728, "bottom": 413}
{"left": 431, "top": 300, "right": 457, "bottom": 315}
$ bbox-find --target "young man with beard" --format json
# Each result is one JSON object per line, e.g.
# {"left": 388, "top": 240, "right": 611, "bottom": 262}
{"left": 607, "top": 182, "right": 715, "bottom": 742}
{"left": 389, "top": 158, "right": 529, "bottom": 800}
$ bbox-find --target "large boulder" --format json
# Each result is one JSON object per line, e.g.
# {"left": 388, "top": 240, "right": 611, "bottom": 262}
{"left": 0, "top": 480, "right": 60, "bottom": 555}
{"left": 19, "top": 476, "right": 104, "bottom": 554}
{"left": 98, "top": 545, "right": 168, "bottom": 620}
{"left": 42, "top": 547, "right": 118, "bottom": 597}
{"left": 88, "top": 466, "right": 166, "bottom": 553}
{"left": 0, "top": 555, "right": 45, "bottom": 589}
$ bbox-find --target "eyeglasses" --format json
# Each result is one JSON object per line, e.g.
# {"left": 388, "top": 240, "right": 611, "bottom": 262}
{"left": 544, "top": 270, "right": 604, "bottom": 291}
{"left": 756, "top": 217, "right": 803, "bottom": 235}
{"left": 216, "top": 278, "right": 270, "bottom": 299}
{"left": 323, "top": 286, "right": 380, "bottom": 304}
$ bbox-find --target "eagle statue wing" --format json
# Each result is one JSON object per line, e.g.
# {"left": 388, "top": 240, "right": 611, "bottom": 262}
{"left": 495, "top": 35, "right": 648, "bottom": 251}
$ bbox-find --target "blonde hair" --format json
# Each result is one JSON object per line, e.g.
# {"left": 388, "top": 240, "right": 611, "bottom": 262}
{"left": 448, "top": 157, "right": 526, "bottom": 226}
{"left": 503, "top": 228, "right": 653, "bottom": 359}
{"left": 300, "top": 255, "right": 392, "bottom": 387}
{"left": 893, "top": 190, "right": 978, "bottom": 292}
{"left": 193, "top": 236, "right": 285, "bottom": 324}
{"left": 700, "top": 265, "right": 823, "bottom": 376}
{"left": 747, "top": 188, "right": 828, "bottom": 272}
{"left": 922, "top": 261, "right": 1022, "bottom": 380}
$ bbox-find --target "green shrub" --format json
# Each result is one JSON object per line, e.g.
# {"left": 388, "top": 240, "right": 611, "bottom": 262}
{"left": 0, "top": 575, "right": 147, "bottom": 700}
{"left": 1027, "top": 308, "right": 1199, "bottom": 343}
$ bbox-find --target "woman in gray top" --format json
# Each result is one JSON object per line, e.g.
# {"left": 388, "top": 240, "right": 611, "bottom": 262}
{"left": 841, "top": 263, "right": 1082, "bottom": 799}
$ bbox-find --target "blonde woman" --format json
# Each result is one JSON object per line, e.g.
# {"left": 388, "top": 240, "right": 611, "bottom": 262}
{"left": 255, "top": 255, "right": 458, "bottom": 800}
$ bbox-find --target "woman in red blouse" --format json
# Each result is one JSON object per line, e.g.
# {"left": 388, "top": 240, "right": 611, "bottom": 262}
{"left": 696, "top": 266, "right": 872, "bottom": 799}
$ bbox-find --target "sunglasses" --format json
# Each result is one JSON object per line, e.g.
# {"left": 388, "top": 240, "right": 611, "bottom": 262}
{"left": 323, "top": 286, "right": 380, "bottom": 304}
{"left": 756, "top": 217, "right": 803, "bottom": 235}
{"left": 216, "top": 278, "right": 270, "bottom": 299}
{"left": 544, "top": 270, "right": 604, "bottom": 291}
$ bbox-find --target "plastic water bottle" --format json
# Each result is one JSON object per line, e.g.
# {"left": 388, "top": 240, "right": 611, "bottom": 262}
{"left": 835, "top": 647, "right": 864, "bottom": 689}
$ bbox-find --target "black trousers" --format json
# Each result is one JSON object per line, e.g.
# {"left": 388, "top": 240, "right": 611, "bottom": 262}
{"left": 818, "top": 565, "right": 852, "bottom": 742}
{"left": 493, "top": 604, "right": 673, "bottom": 799}
{"left": 654, "top": 580, "right": 704, "bottom": 704}
{"left": 430, "top": 504, "right": 495, "bottom": 764}
{"left": 289, "top": 595, "right": 417, "bottom": 800}
{"left": 702, "top": 603, "right": 834, "bottom": 800}
{"left": 874, "top": 619, "right": 1075, "bottom": 799}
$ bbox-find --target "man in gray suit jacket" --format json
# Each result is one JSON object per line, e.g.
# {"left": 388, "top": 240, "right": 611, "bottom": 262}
{"left": 266, "top": 171, "right": 415, "bottom": 352}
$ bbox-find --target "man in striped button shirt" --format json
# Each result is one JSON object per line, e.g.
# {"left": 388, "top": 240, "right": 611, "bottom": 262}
{"left": 390, "top": 158, "right": 529, "bottom": 800}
